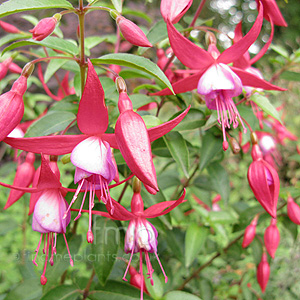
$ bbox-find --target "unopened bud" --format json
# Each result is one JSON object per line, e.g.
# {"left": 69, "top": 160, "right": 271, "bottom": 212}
{"left": 133, "top": 177, "right": 141, "bottom": 193}
{"left": 115, "top": 76, "right": 127, "bottom": 93}
{"left": 21, "top": 62, "right": 34, "bottom": 78}
{"left": 229, "top": 136, "right": 241, "bottom": 154}
{"left": 205, "top": 31, "right": 217, "bottom": 46}
{"left": 250, "top": 131, "right": 258, "bottom": 145}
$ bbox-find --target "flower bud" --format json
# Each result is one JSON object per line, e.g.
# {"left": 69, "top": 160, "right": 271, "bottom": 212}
{"left": 242, "top": 216, "right": 258, "bottom": 248}
{"left": 29, "top": 14, "right": 60, "bottom": 41}
{"left": 228, "top": 136, "right": 241, "bottom": 154}
{"left": 264, "top": 218, "right": 280, "bottom": 258}
{"left": 287, "top": 196, "right": 300, "bottom": 225}
{"left": 21, "top": 62, "right": 35, "bottom": 78}
{"left": 0, "top": 20, "right": 21, "bottom": 34}
{"left": 116, "top": 15, "right": 152, "bottom": 48}
{"left": 115, "top": 76, "right": 127, "bottom": 93}
{"left": 257, "top": 252, "right": 270, "bottom": 293}
{"left": 250, "top": 131, "right": 258, "bottom": 145}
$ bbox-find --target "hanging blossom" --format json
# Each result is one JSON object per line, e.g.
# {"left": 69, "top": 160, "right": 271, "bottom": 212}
{"left": 0, "top": 156, "right": 73, "bottom": 285}
{"left": 3, "top": 60, "right": 189, "bottom": 242}
{"left": 81, "top": 178, "right": 186, "bottom": 300}
{"left": 153, "top": 2, "right": 285, "bottom": 150}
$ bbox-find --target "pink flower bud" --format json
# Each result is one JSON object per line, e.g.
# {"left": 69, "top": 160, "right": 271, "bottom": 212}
{"left": 287, "top": 196, "right": 300, "bottom": 225}
{"left": 29, "top": 14, "right": 60, "bottom": 41}
{"left": 242, "top": 216, "right": 258, "bottom": 248}
{"left": 0, "top": 75, "right": 28, "bottom": 142}
{"left": 257, "top": 252, "right": 270, "bottom": 293}
{"left": 0, "top": 20, "right": 21, "bottom": 34}
{"left": 0, "top": 57, "right": 12, "bottom": 80}
{"left": 116, "top": 15, "right": 152, "bottom": 47}
{"left": 264, "top": 218, "right": 280, "bottom": 258}
{"left": 129, "top": 266, "right": 148, "bottom": 293}
{"left": 8, "top": 62, "right": 22, "bottom": 74}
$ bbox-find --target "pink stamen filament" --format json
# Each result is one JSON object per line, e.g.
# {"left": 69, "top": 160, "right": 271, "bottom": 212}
{"left": 145, "top": 251, "right": 154, "bottom": 286}
{"left": 122, "top": 247, "right": 135, "bottom": 281}
{"left": 63, "top": 233, "right": 74, "bottom": 266}
{"left": 74, "top": 188, "right": 87, "bottom": 221}
{"left": 41, "top": 233, "right": 50, "bottom": 279}
{"left": 88, "top": 182, "right": 93, "bottom": 233}
{"left": 53, "top": 233, "right": 57, "bottom": 254}
{"left": 43, "top": 233, "right": 47, "bottom": 254}
{"left": 139, "top": 250, "right": 144, "bottom": 300}
{"left": 50, "top": 233, "right": 54, "bottom": 266}
{"left": 154, "top": 251, "right": 168, "bottom": 283}
{"left": 32, "top": 233, "right": 43, "bottom": 266}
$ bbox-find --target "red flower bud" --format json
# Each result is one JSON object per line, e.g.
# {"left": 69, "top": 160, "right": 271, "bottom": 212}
{"left": 0, "top": 57, "right": 12, "bottom": 80}
{"left": 29, "top": 14, "right": 60, "bottom": 41}
{"left": 287, "top": 196, "right": 300, "bottom": 225}
{"left": 264, "top": 218, "right": 280, "bottom": 258}
{"left": 242, "top": 216, "right": 258, "bottom": 248}
{"left": 247, "top": 144, "right": 279, "bottom": 218}
{"left": 0, "top": 20, "right": 21, "bottom": 34}
{"left": 129, "top": 266, "right": 148, "bottom": 293}
{"left": 116, "top": 15, "right": 152, "bottom": 47}
{"left": 257, "top": 252, "right": 270, "bottom": 293}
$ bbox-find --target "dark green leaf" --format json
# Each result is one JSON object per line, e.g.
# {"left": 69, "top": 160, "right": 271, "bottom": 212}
{"left": 199, "top": 278, "right": 214, "bottom": 300}
{"left": 25, "top": 111, "right": 76, "bottom": 137}
{"left": 119, "top": 69, "right": 152, "bottom": 80}
{"left": 49, "top": 95, "right": 79, "bottom": 114}
{"left": 91, "top": 54, "right": 174, "bottom": 93}
{"left": 251, "top": 93, "right": 282, "bottom": 124}
{"left": 164, "top": 291, "right": 202, "bottom": 300}
{"left": 0, "top": 0, "right": 73, "bottom": 18}
{"left": 163, "top": 132, "right": 190, "bottom": 178}
{"left": 92, "top": 218, "right": 119, "bottom": 286}
{"left": 208, "top": 210, "right": 237, "bottom": 224}
{"left": 41, "top": 285, "right": 81, "bottom": 300}
{"left": 44, "top": 59, "right": 69, "bottom": 83}
{"left": 0, "top": 33, "right": 30, "bottom": 48}
{"left": 130, "top": 94, "right": 156, "bottom": 110}
{"left": 207, "top": 162, "right": 230, "bottom": 203}
{"left": 282, "top": 215, "right": 298, "bottom": 240}
{"left": 171, "top": 108, "right": 206, "bottom": 131}
{"left": 185, "top": 224, "right": 209, "bottom": 267}
{"left": 250, "top": 237, "right": 263, "bottom": 265}
{"left": 144, "top": 271, "right": 164, "bottom": 299}
{"left": 3, "top": 37, "right": 78, "bottom": 56}
{"left": 199, "top": 133, "right": 222, "bottom": 171}
{"left": 122, "top": 8, "right": 152, "bottom": 23}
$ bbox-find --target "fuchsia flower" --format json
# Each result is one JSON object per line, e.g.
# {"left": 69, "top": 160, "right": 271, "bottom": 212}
{"left": 88, "top": 179, "right": 186, "bottom": 300}
{"left": 257, "top": 252, "right": 270, "bottom": 293}
{"left": 4, "top": 60, "right": 189, "bottom": 241}
{"left": 257, "top": 0, "right": 287, "bottom": 27}
{"left": 160, "top": 0, "right": 193, "bottom": 24}
{"left": 287, "top": 196, "right": 300, "bottom": 225}
{"left": 242, "top": 215, "right": 258, "bottom": 248}
{"left": 4, "top": 152, "right": 35, "bottom": 210}
{"left": 116, "top": 15, "right": 152, "bottom": 48}
{"left": 0, "top": 156, "right": 73, "bottom": 285}
{"left": 247, "top": 141, "right": 279, "bottom": 218}
{"left": 0, "top": 63, "right": 33, "bottom": 142}
{"left": 30, "top": 14, "right": 61, "bottom": 41}
{"left": 153, "top": 3, "right": 285, "bottom": 149}
{"left": 0, "top": 20, "right": 22, "bottom": 34}
{"left": 264, "top": 218, "right": 280, "bottom": 258}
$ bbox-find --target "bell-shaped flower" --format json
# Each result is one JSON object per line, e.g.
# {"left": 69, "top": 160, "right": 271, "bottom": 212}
{"left": 29, "top": 14, "right": 61, "bottom": 41}
{"left": 257, "top": 252, "right": 270, "bottom": 293}
{"left": 287, "top": 196, "right": 300, "bottom": 225}
{"left": 160, "top": 0, "right": 193, "bottom": 24}
{"left": 242, "top": 215, "right": 258, "bottom": 248}
{"left": 264, "top": 218, "right": 280, "bottom": 258}
{"left": 4, "top": 152, "right": 35, "bottom": 210}
{"left": 247, "top": 142, "right": 279, "bottom": 218}
{"left": 116, "top": 15, "right": 152, "bottom": 47}
{"left": 153, "top": 4, "right": 285, "bottom": 148}
{"left": 85, "top": 178, "right": 186, "bottom": 300}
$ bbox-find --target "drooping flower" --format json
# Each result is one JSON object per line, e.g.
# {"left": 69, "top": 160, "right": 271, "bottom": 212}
{"left": 116, "top": 15, "right": 152, "bottom": 47}
{"left": 247, "top": 134, "right": 279, "bottom": 218}
{"left": 257, "top": 252, "right": 270, "bottom": 293}
{"left": 0, "top": 63, "right": 34, "bottom": 142}
{"left": 160, "top": 0, "right": 193, "bottom": 24}
{"left": 153, "top": 4, "right": 285, "bottom": 148}
{"left": 242, "top": 215, "right": 258, "bottom": 248}
{"left": 264, "top": 218, "right": 280, "bottom": 258}
{"left": 30, "top": 14, "right": 61, "bottom": 41}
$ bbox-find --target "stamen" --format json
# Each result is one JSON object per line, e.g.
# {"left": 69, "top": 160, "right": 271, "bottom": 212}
{"left": 43, "top": 233, "right": 47, "bottom": 254}
{"left": 63, "top": 233, "right": 74, "bottom": 266}
{"left": 139, "top": 250, "right": 144, "bottom": 300}
{"left": 122, "top": 247, "right": 135, "bottom": 281}
{"left": 154, "top": 251, "right": 168, "bottom": 283}
{"left": 74, "top": 188, "right": 87, "bottom": 221}
{"left": 41, "top": 233, "right": 50, "bottom": 285}
{"left": 87, "top": 182, "right": 94, "bottom": 243}
{"left": 50, "top": 233, "right": 54, "bottom": 266}
{"left": 145, "top": 251, "right": 154, "bottom": 286}
{"left": 64, "top": 179, "right": 85, "bottom": 219}
{"left": 32, "top": 233, "right": 43, "bottom": 266}
{"left": 53, "top": 233, "right": 57, "bottom": 254}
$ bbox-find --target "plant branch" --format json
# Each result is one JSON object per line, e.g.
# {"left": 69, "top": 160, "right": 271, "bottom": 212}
{"left": 83, "top": 269, "right": 96, "bottom": 300}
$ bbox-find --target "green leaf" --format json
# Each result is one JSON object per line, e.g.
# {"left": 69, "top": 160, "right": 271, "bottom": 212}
{"left": 164, "top": 291, "right": 202, "bottom": 300}
{"left": 163, "top": 132, "right": 190, "bottom": 178}
{"left": 0, "top": 218, "right": 18, "bottom": 235}
{"left": 92, "top": 218, "right": 119, "bottom": 286}
{"left": 251, "top": 93, "right": 282, "bottom": 124}
{"left": 0, "top": 33, "right": 30, "bottom": 48}
{"left": 170, "top": 108, "right": 206, "bottom": 131}
{"left": 207, "top": 162, "right": 230, "bottom": 203}
{"left": 49, "top": 95, "right": 79, "bottom": 114}
{"left": 270, "top": 44, "right": 289, "bottom": 58}
{"left": 0, "top": 0, "right": 73, "bottom": 18}
{"left": 4, "top": 278, "right": 42, "bottom": 300}
{"left": 40, "top": 285, "right": 81, "bottom": 300}
{"left": 91, "top": 54, "right": 174, "bottom": 93}
{"left": 122, "top": 8, "right": 152, "bottom": 23}
{"left": 111, "top": 0, "right": 122, "bottom": 13}
{"left": 25, "top": 111, "right": 76, "bottom": 137}
{"left": 185, "top": 224, "right": 209, "bottom": 267}
{"left": 44, "top": 59, "right": 68, "bottom": 83}
{"left": 144, "top": 270, "right": 164, "bottom": 299}
{"left": 119, "top": 69, "right": 152, "bottom": 80}
{"left": 208, "top": 210, "right": 237, "bottom": 224}
{"left": 250, "top": 237, "right": 263, "bottom": 265}
{"left": 199, "top": 133, "right": 222, "bottom": 171}
{"left": 129, "top": 94, "right": 156, "bottom": 110}
{"left": 280, "top": 71, "right": 300, "bottom": 82}
{"left": 199, "top": 278, "right": 214, "bottom": 300}
{"left": 3, "top": 37, "right": 78, "bottom": 56}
